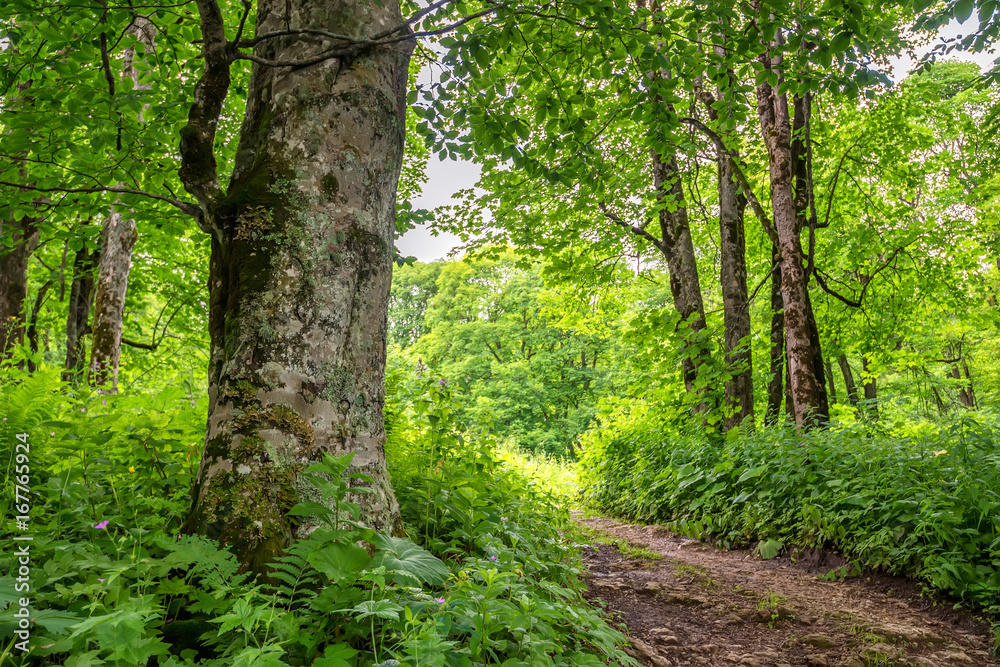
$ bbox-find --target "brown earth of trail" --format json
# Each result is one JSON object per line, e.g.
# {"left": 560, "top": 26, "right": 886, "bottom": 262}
{"left": 576, "top": 514, "right": 998, "bottom": 667}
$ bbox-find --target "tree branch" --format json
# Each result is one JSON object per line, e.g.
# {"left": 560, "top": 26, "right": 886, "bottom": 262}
{"left": 235, "top": 7, "right": 496, "bottom": 69}
{"left": 813, "top": 268, "right": 862, "bottom": 308}
{"left": 599, "top": 201, "right": 666, "bottom": 254}
{"left": 749, "top": 262, "right": 778, "bottom": 303}
{"left": 0, "top": 180, "right": 200, "bottom": 217}
{"left": 821, "top": 140, "right": 860, "bottom": 230}
{"left": 121, "top": 337, "right": 159, "bottom": 351}
{"left": 679, "top": 116, "right": 778, "bottom": 246}
{"left": 814, "top": 246, "right": 905, "bottom": 309}
{"left": 177, "top": 0, "right": 233, "bottom": 234}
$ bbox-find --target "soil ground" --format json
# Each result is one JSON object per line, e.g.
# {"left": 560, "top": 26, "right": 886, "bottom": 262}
{"left": 575, "top": 513, "right": 998, "bottom": 667}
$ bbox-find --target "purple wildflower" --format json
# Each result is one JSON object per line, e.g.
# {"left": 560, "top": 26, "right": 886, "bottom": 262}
{"left": 434, "top": 597, "right": 446, "bottom": 604}
{"left": 94, "top": 520, "right": 109, "bottom": 530}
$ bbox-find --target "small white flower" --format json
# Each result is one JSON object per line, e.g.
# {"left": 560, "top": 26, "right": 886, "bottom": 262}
{"left": 237, "top": 464, "right": 252, "bottom": 475}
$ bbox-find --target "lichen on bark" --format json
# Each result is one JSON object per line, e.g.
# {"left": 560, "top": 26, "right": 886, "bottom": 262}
{"left": 183, "top": 0, "right": 414, "bottom": 572}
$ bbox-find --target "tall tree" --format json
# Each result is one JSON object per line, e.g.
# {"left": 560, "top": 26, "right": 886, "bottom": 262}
{"left": 177, "top": 0, "right": 416, "bottom": 571}
{"left": 699, "top": 70, "right": 753, "bottom": 430}
{"left": 752, "top": 21, "right": 828, "bottom": 426}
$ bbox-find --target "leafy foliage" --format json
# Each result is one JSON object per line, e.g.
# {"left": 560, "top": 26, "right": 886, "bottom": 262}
{"left": 579, "top": 402, "right": 1000, "bottom": 618}
{"left": 0, "top": 359, "right": 635, "bottom": 666}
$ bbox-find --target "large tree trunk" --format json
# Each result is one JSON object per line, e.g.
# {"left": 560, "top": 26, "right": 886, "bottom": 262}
{"left": 89, "top": 211, "right": 137, "bottom": 388}
{"left": 754, "top": 47, "right": 828, "bottom": 427}
{"left": 651, "top": 151, "right": 709, "bottom": 396}
{"left": 183, "top": 0, "right": 414, "bottom": 572}
{"left": 0, "top": 214, "right": 39, "bottom": 358}
{"left": 764, "top": 245, "right": 784, "bottom": 426}
{"left": 63, "top": 240, "right": 101, "bottom": 380}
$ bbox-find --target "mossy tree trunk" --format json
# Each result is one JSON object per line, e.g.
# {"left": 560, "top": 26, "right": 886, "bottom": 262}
{"left": 179, "top": 0, "right": 413, "bottom": 573}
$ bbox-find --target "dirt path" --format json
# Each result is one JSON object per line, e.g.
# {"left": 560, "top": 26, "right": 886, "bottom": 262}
{"left": 575, "top": 514, "right": 998, "bottom": 667}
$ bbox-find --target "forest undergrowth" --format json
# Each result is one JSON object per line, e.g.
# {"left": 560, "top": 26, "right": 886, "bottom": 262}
{"left": 578, "top": 402, "right": 1000, "bottom": 646}
{"left": 0, "top": 359, "right": 634, "bottom": 667}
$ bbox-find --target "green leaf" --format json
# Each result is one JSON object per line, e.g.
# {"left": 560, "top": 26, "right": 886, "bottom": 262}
{"left": 32, "top": 610, "right": 82, "bottom": 636}
{"left": 351, "top": 599, "right": 403, "bottom": 621}
{"left": 757, "top": 539, "right": 783, "bottom": 560}
{"left": 370, "top": 535, "right": 451, "bottom": 585}
{"left": 308, "top": 542, "right": 371, "bottom": 582}
{"left": 313, "top": 643, "right": 358, "bottom": 667}
{"left": 954, "top": 0, "right": 974, "bottom": 22}
{"left": 288, "top": 502, "right": 335, "bottom": 518}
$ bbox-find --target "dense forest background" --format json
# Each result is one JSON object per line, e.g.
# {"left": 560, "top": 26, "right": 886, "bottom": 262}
{"left": 4, "top": 0, "right": 1000, "bottom": 663}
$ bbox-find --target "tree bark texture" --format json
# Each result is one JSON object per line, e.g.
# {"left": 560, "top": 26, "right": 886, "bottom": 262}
{"left": 89, "top": 210, "right": 137, "bottom": 387}
{"left": 754, "top": 54, "right": 828, "bottom": 426}
{"left": 697, "top": 51, "right": 752, "bottom": 431}
{"left": 717, "top": 147, "right": 753, "bottom": 430}
{"left": 764, "top": 245, "right": 784, "bottom": 426}
{"left": 0, "top": 213, "right": 39, "bottom": 357}
{"left": 182, "top": 0, "right": 414, "bottom": 572}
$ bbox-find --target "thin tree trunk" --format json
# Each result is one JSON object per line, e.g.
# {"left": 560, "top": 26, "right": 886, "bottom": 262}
{"left": 651, "top": 151, "right": 709, "bottom": 397}
{"left": 754, "top": 38, "right": 828, "bottom": 427}
{"left": 960, "top": 362, "right": 976, "bottom": 408}
{"left": 701, "top": 75, "right": 753, "bottom": 431}
{"left": 181, "top": 0, "right": 414, "bottom": 572}
{"left": 784, "top": 352, "right": 795, "bottom": 421}
{"left": 89, "top": 210, "right": 137, "bottom": 388}
{"left": 0, "top": 66, "right": 40, "bottom": 361}
{"left": 764, "top": 244, "right": 784, "bottom": 426}
{"left": 861, "top": 355, "right": 878, "bottom": 420}
{"left": 837, "top": 354, "right": 859, "bottom": 406}
{"left": 0, "top": 214, "right": 39, "bottom": 357}
{"left": 930, "top": 384, "right": 947, "bottom": 414}
{"left": 824, "top": 358, "right": 837, "bottom": 404}
{"left": 63, "top": 240, "right": 100, "bottom": 380}
{"left": 26, "top": 279, "right": 52, "bottom": 372}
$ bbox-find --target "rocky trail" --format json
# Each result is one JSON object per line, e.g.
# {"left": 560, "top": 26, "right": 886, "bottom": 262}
{"left": 575, "top": 514, "right": 998, "bottom": 667}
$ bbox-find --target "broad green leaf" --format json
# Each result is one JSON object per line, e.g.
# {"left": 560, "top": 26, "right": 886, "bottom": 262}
{"left": 308, "top": 542, "right": 371, "bottom": 582}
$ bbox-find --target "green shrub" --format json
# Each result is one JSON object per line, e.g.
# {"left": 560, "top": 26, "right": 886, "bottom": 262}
{"left": 579, "top": 403, "right": 1000, "bottom": 618}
